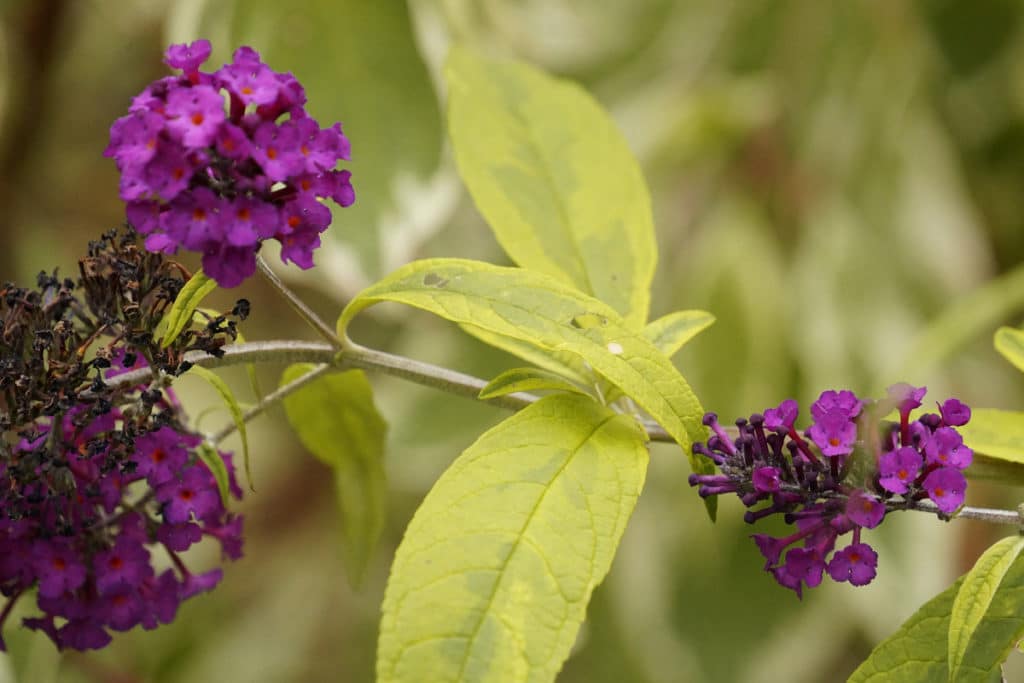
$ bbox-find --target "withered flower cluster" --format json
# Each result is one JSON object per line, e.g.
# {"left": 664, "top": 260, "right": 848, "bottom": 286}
{"left": 1, "top": 228, "right": 246, "bottom": 433}
{"left": 1, "top": 228, "right": 248, "bottom": 651}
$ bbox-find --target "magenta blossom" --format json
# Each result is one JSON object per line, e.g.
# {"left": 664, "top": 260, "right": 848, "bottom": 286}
{"left": 827, "top": 543, "right": 878, "bottom": 586}
{"left": 690, "top": 386, "right": 973, "bottom": 596}
{"left": 105, "top": 40, "right": 355, "bottom": 287}
{"left": 878, "top": 446, "right": 923, "bottom": 495}
{"left": 922, "top": 467, "right": 967, "bottom": 514}
{"left": 924, "top": 427, "right": 973, "bottom": 469}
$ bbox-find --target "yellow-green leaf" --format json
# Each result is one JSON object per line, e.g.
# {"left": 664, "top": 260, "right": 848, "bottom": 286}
{"left": 196, "top": 441, "right": 231, "bottom": 508}
{"left": 158, "top": 270, "right": 217, "bottom": 348}
{"left": 377, "top": 394, "right": 648, "bottom": 683}
{"left": 461, "top": 324, "right": 592, "bottom": 385}
{"left": 643, "top": 310, "right": 715, "bottom": 358}
{"left": 479, "top": 367, "right": 590, "bottom": 400}
{"left": 337, "top": 258, "right": 713, "bottom": 516}
{"left": 848, "top": 579, "right": 963, "bottom": 682}
{"left": 185, "top": 365, "right": 252, "bottom": 489}
{"left": 446, "top": 47, "right": 656, "bottom": 327}
{"left": 851, "top": 548, "right": 1024, "bottom": 683}
{"left": 958, "top": 408, "right": 1024, "bottom": 484}
{"left": 949, "top": 535, "right": 1024, "bottom": 682}
{"left": 995, "top": 326, "right": 1024, "bottom": 373}
{"left": 281, "top": 364, "right": 387, "bottom": 587}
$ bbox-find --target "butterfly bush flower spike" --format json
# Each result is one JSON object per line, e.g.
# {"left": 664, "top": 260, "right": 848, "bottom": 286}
{"left": 689, "top": 385, "right": 973, "bottom": 597}
{"left": 0, "top": 230, "right": 250, "bottom": 651}
{"left": 0, "top": 403, "right": 244, "bottom": 651}
{"left": 105, "top": 39, "right": 355, "bottom": 287}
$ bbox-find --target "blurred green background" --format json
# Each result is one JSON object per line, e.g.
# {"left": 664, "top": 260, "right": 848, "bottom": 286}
{"left": 3, "top": 0, "right": 1024, "bottom": 681}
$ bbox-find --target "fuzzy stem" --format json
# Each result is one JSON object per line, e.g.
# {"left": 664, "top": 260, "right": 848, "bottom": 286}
{"left": 96, "top": 339, "right": 1024, "bottom": 527}
{"left": 256, "top": 255, "right": 343, "bottom": 349}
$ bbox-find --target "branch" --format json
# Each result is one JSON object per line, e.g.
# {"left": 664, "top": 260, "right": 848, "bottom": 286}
{"left": 98, "top": 339, "right": 1024, "bottom": 528}
{"left": 208, "top": 362, "right": 336, "bottom": 444}
{"left": 256, "top": 255, "right": 343, "bottom": 349}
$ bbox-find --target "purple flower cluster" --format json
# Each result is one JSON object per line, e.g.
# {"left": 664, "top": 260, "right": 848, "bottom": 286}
{"left": 105, "top": 39, "right": 354, "bottom": 288}
{"left": 0, "top": 406, "right": 243, "bottom": 651}
{"left": 689, "top": 384, "right": 971, "bottom": 598}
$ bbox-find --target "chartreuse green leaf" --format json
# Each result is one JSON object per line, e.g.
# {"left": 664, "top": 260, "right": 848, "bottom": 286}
{"left": 958, "top": 409, "right": 1024, "bottom": 484}
{"left": 479, "top": 367, "right": 590, "bottom": 400}
{"left": 445, "top": 47, "right": 656, "bottom": 327}
{"left": 196, "top": 441, "right": 231, "bottom": 508}
{"left": 157, "top": 270, "right": 216, "bottom": 347}
{"left": 849, "top": 579, "right": 965, "bottom": 682}
{"left": 337, "top": 259, "right": 714, "bottom": 516}
{"left": 281, "top": 364, "right": 387, "bottom": 587}
{"left": 949, "top": 535, "right": 1024, "bottom": 681}
{"left": 995, "top": 326, "right": 1024, "bottom": 373}
{"left": 184, "top": 365, "right": 252, "bottom": 488}
{"left": 643, "top": 310, "right": 715, "bottom": 358}
{"left": 377, "top": 393, "right": 648, "bottom": 683}
{"left": 461, "top": 325, "right": 592, "bottom": 385}
{"left": 851, "top": 547, "right": 1024, "bottom": 683}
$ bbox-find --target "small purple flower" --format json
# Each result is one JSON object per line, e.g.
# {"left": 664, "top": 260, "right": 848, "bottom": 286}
{"left": 162, "top": 187, "right": 223, "bottom": 250}
{"left": 164, "top": 39, "right": 212, "bottom": 75}
{"left": 772, "top": 547, "right": 825, "bottom": 599}
{"left": 103, "top": 590, "right": 148, "bottom": 632}
{"left": 878, "top": 446, "right": 923, "bottom": 495}
{"left": 752, "top": 533, "right": 789, "bottom": 568}
{"left": 763, "top": 398, "right": 799, "bottom": 431}
{"left": 157, "top": 522, "right": 204, "bottom": 552}
{"left": 214, "top": 122, "right": 252, "bottom": 161}
{"left": 328, "top": 169, "right": 356, "bottom": 207}
{"left": 827, "top": 543, "right": 878, "bottom": 586}
{"left": 164, "top": 85, "right": 226, "bottom": 149}
{"left": 294, "top": 117, "right": 349, "bottom": 172}
{"left": 142, "top": 142, "right": 194, "bottom": 201}
{"left": 33, "top": 543, "right": 87, "bottom": 598}
{"left": 846, "top": 490, "right": 885, "bottom": 529}
{"left": 180, "top": 568, "right": 223, "bottom": 599}
{"left": 206, "top": 515, "right": 245, "bottom": 560}
{"left": 808, "top": 411, "right": 858, "bottom": 457}
{"left": 924, "top": 427, "right": 973, "bottom": 469}
{"left": 889, "top": 383, "right": 926, "bottom": 413}
{"left": 923, "top": 467, "right": 967, "bottom": 514}
{"left": 201, "top": 242, "right": 258, "bottom": 289}
{"left": 157, "top": 468, "right": 222, "bottom": 524}
{"left": 278, "top": 228, "right": 323, "bottom": 270}
{"left": 93, "top": 537, "right": 153, "bottom": 595}
{"left": 224, "top": 197, "right": 279, "bottom": 245}
{"left": 753, "top": 467, "right": 782, "bottom": 493}
{"left": 105, "top": 111, "right": 163, "bottom": 169}
{"left": 58, "top": 619, "right": 113, "bottom": 651}
{"left": 810, "top": 390, "right": 861, "bottom": 421}
{"left": 251, "top": 121, "right": 304, "bottom": 181}
{"left": 125, "top": 200, "right": 162, "bottom": 235}
{"left": 939, "top": 399, "right": 972, "bottom": 427}
{"left": 217, "top": 48, "right": 280, "bottom": 106}
{"left": 131, "top": 427, "right": 190, "bottom": 486}
{"left": 141, "top": 571, "right": 183, "bottom": 628}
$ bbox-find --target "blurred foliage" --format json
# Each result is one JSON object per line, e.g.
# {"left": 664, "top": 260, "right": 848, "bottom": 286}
{"left": 3, "top": 0, "right": 1024, "bottom": 680}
